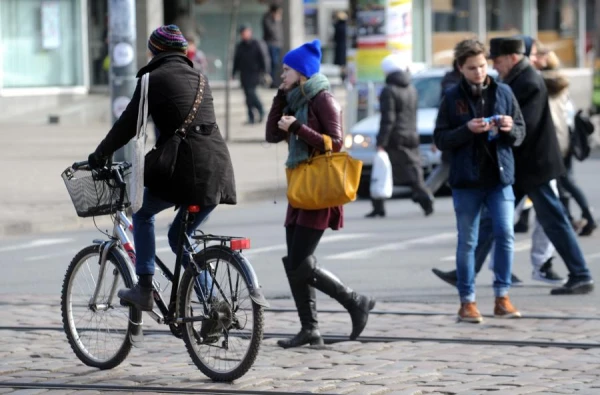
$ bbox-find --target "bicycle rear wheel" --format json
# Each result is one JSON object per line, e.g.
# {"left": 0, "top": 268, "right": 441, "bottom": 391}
{"left": 61, "top": 245, "right": 140, "bottom": 369}
{"left": 179, "top": 247, "right": 264, "bottom": 382}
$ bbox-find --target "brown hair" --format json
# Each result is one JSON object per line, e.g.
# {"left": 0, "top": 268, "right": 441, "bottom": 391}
{"left": 454, "top": 39, "right": 487, "bottom": 67}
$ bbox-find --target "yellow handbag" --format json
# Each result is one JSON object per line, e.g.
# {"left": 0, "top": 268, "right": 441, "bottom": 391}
{"left": 286, "top": 134, "right": 363, "bottom": 210}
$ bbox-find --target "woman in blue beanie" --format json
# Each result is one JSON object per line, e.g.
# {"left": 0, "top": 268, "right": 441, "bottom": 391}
{"left": 266, "top": 39, "right": 375, "bottom": 348}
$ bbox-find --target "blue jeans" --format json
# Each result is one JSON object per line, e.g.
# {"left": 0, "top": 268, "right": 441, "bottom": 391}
{"left": 452, "top": 184, "right": 515, "bottom": 303}
{"left": 268, "top": 44, "right": 280, "bottom": 82}
{"left": 475, "top": 182, "right": 592, "bottom": 282}
{"left": 133, "top": 188, "right": 216, "bottom": 288}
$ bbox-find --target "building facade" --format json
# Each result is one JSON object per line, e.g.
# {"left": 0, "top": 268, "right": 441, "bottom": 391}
{"left": 0, "top": 0, "right": 596, "bottom": 96}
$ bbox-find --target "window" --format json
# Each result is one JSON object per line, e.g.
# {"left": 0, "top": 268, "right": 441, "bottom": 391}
{"left": 1, "top": 0, "right": 84, "bottom": 88}
{"left": 432, "top": 0, "right": 477, "bottom": 66}
{"left": 537, "top": 0, "right": 578, "bottom": 67}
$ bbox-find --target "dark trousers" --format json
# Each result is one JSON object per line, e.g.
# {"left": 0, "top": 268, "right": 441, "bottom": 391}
{"left": 242, "top": 84, "right": 264, "bottom": 123}
{"left": 474, "top": 183, "right": 592, "bottom": 281}
{"left": 268, "top": 45, "right": 281, "bottom": 83}
{"left": 558, "top": 155, "right": 594, "bottom": 223}
{"left": 286, "top": 225, "right": 324, "bottom": 270}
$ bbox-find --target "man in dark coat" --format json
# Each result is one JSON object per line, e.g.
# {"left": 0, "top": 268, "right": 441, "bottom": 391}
{"left": 87, "top": 25, "right": 236, "bottom": 311}
{"left": 233, "top": 25, "right": 269, "bottom": 124}
{"left": 333, "top": 11, "right": 348, "bottom": 82}
{"left": 432, "top": 37, "right": 594, "bottom": 295}
{"left": 365, "top": 54, "right": 434, "bottom": 218}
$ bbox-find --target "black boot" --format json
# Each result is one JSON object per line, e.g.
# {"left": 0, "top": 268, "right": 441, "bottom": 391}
{"left": 300, "top": 256, "right": 376, "bottom": 340}
{"left": 118, "top": 274, "right": 154, "bottom": 311}
{"left": 432, "top": 268, "right": 522, "bottom": 287}
{"left": 365, "top": 199, "right": 386, "bottom": 218}
{"left": 277, "top": 257, "right": 323, "bottom": 349}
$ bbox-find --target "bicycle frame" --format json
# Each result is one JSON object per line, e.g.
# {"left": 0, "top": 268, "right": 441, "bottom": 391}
{"left": 90, "top": 208, "right": 209, "bottom": 326}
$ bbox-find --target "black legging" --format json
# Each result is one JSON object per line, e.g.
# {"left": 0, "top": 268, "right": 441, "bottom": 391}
{"left": 285, "top": 225, "right": 324, "bottom": 271}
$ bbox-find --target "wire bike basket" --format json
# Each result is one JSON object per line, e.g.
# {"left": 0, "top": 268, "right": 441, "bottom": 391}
{"left": 62, "top": 166, "right": 130, "bottom": 218}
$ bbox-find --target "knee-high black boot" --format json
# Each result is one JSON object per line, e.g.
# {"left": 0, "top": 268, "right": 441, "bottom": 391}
{"left": 298, "top": 256, "right": 376, "bottom": 340}
{"left": 277, "top": 257, "right": 323, "bottom": 349}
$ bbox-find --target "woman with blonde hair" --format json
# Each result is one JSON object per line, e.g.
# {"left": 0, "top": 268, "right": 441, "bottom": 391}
{"left": 542, "top": 51, "right": 597, "bottom": 235}
{"left": 265, "top": 40, "right": 375, "bottom": 348}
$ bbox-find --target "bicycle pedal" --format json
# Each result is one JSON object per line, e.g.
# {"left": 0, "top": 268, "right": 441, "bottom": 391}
{"left": 120, "top": 298, "right": 133, "bottom": 307}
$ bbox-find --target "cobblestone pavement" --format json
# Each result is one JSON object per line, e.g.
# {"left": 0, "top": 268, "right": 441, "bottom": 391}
{"left": 1, "top": 295, "right": 600, "bottom": 394}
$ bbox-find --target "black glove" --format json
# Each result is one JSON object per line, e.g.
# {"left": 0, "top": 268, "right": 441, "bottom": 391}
{"left": 88, "top": 151, "right": 108, "bottom": 169}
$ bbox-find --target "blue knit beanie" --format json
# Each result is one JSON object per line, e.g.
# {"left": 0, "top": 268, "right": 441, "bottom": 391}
{"left": 282, "top": 39, "right": 322, "bottom": 78}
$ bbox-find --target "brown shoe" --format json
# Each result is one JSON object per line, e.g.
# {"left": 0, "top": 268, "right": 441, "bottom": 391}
{"left": 494, "top": 296, "right": 522, "bottom": 318}
{"left": 458, "top": 302, "right": 483, "bottom": 323}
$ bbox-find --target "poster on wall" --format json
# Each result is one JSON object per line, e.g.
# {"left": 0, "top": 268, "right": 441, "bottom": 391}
{"left": 355, "top": 0, "right": 412, "bottom": 83}
{"left": 41, "top": 1, "right": 61, "bottom": 50}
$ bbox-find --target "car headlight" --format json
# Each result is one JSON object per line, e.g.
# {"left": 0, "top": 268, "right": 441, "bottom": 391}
{"left": 344, "top": 134, "right": 373, "bottom": 149}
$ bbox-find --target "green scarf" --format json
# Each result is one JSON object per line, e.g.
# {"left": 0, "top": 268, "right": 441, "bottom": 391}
{"left": 284, "top": 73, "right": 331, "bottom": 169}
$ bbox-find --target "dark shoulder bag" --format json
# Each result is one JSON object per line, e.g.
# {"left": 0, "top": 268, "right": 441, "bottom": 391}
{"left": 571, "top": 110, "right": 594, "bottom": 161}
{"left": 144, "top": 74, "right": 205, "bottom": 188}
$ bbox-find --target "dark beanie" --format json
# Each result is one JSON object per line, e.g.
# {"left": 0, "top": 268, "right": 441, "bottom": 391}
{"left": 148, "top": 25, "right": 188, "bottom": 56}
{"left": 514, "top": 35, "right": 534, "bottom": 57}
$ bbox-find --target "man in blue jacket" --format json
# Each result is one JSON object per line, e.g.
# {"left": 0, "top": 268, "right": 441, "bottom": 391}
{"left": 434, "top": 39, "right": 526, "bottom": 323}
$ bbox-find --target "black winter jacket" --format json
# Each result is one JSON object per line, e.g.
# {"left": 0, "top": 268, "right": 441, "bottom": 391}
{"left": 502, "top": 58, "right": 565, "bottom": 191}
{"left": 376, "top": 70, "right": 419, "bottom": 150}
{"left": 95, "top": 52, "right": 236, "bottom": 206}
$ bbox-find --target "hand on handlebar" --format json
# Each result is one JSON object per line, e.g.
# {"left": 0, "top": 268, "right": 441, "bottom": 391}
{"left": 88, "top": 151, "right": 108, "bottom": 170}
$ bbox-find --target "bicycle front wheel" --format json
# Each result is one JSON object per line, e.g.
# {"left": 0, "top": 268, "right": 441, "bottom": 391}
{"left": 61, "top": 245, "right": 140, "bottom": 369}
{"left": 179, "top": 247, "right": 264, "bottom": 382}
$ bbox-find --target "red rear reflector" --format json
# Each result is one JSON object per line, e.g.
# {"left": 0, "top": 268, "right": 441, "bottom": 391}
{"left": 230, "top": 238, "right": 250, "bottom": 250}
{"left": 188, "top": 205, "right": 201, "bottom": 213}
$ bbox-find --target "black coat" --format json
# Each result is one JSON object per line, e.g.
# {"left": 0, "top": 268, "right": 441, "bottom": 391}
{"left": 95, "top": 52, "right": 236, "bottom": 206}
{"left": 232, "top": 39, "right": 267, "bottom": 88}
{"left": 333, "top": 20, "right": 347, "bottom": 66}
{"left": 376, "top": 71, "right": 422, "bottom": 185}
{"left": 502, "top": 58, "right": 565, "bottom": 191}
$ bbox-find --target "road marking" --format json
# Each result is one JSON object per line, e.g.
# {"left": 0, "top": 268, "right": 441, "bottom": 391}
{"left": 25, "top": 249, "right": 79, "bottom": 262}
{"left": 240, "top": 233, "right": 373, "bottom": 257}
{"left": 0, "top": 238, "right": 73, "bottom": 253}
{"left": 326, "top": 232, "right": 455, "bottom": 260}
{"left": 586, "top": 252, "right": 600, "bottom": 261}
{"left": 439, "top": 240, "right": 532, "bottom": 261}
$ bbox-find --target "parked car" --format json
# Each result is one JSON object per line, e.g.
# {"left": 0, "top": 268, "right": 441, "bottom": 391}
{"left": 345, "top": 67, "right": 450, "bottom": 198}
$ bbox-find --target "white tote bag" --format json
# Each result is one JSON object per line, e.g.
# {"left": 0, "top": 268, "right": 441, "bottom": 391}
{"left": 370, "top": 150, "right": 393, "bottom": 199}
{"left": 130, "top": 73, "right": 149, "bottom": 214}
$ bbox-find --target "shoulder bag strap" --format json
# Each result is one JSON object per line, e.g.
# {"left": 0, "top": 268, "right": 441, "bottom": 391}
{"left": 136, "top": 73, "right": 150, "bottom": 140}
{"left": 177, "top": 73, "right": 206, "bottom": 137}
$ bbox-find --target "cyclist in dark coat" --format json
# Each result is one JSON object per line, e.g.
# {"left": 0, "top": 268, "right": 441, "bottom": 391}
{"left": 88, "top": 25, "right": 236, "bottom": 311}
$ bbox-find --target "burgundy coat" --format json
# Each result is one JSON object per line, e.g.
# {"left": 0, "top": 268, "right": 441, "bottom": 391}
{"left": 265, "top": 89, "right": 344, "bottom": 231}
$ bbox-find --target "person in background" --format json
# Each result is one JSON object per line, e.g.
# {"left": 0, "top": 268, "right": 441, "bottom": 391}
{"left": 233, "top": 25, "right": 268, "bottom": 125}
{"left": 333, "top": 11, "right": 348, "bottom": 82}
{"left": 266, "top": 40, "right": 375, "bottom": 348}
{"left": 365, "top": 53, "right": 434, "bottom": 218}
{"left": 262, "top": 4, "right": 283, "bottom": 88}
{"left": 433, "top": 39, "right": 525, "bottom": 323}
{"left": 542, "top": 51, "right": 597, "bottom": 236}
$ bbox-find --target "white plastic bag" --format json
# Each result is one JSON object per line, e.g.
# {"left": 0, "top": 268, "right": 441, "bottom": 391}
{"left": 370, "top": 150, "right": 393, "bottom": 199}
{"left": 130, "top": 73, "right": 149, "bottom": 214}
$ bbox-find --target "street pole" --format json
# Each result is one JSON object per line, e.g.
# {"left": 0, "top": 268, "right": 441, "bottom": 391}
{"left": 108, "top": 0, "right": 138, "bottom": 162}
{"left": 224, "top": 0, "right": 240, "bottom": 142}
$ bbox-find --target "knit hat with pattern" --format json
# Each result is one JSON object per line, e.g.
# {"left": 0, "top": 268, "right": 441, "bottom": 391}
{"left": 148, "top": 25, "right": 188, "bottom": 56}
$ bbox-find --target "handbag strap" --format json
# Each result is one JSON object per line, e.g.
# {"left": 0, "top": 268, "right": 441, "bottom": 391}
{"left": 136, "top": 73, "right": 150, "bottom": 139}
{"left": 177, "top": 73, "right": 206, "bottom": 136}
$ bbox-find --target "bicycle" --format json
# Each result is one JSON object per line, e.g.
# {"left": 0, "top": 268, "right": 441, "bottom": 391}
{"left": 59, "top": 160, "right": 268, "bottom": 382}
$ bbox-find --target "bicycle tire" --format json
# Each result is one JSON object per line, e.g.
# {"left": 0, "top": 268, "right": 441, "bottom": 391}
{"left": 61, "top": 245, "right": 141, "bottom": 369}
{"left": 179, "top": 247, "right": 264, "bottom": 382}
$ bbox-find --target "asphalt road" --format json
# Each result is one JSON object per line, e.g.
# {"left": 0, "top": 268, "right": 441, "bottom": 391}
{"left": 2, "top": 159, "right": 600, "bottom": 315}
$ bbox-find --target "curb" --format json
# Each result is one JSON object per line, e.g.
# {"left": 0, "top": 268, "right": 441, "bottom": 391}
{"left": 0, "top": 186, "right": 287, "bottom": 238}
